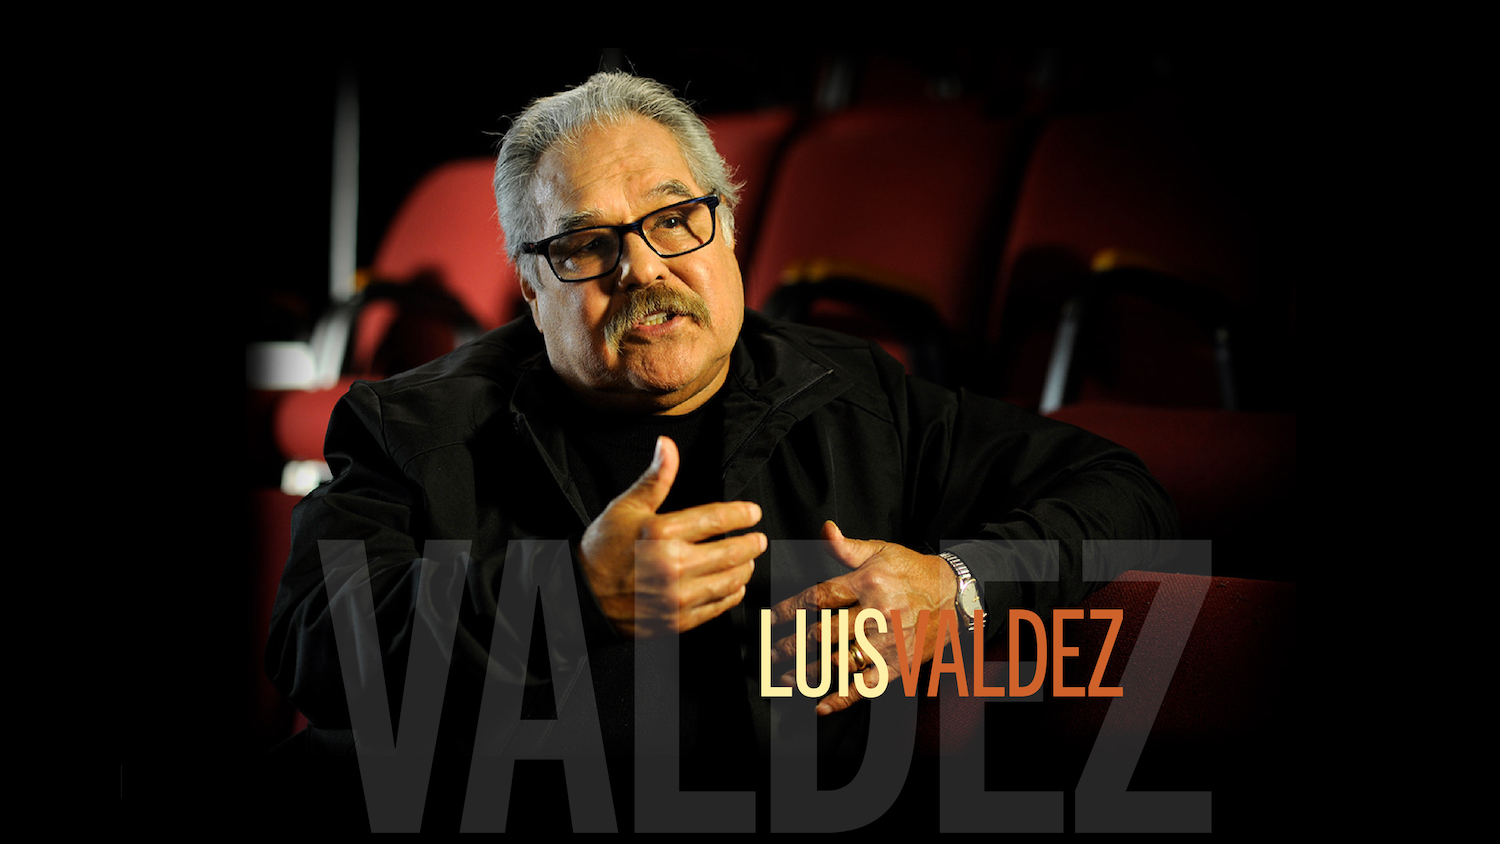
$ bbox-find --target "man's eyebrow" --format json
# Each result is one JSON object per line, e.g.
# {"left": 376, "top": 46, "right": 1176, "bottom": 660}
{"left": 550, "top": 181, "right": 699, "bottom": 234}
{"left": 649, "top": 179, "right": 697, "bottom": 202}
{"left": 553, "top": 209, "right": 602, "bottom": 233}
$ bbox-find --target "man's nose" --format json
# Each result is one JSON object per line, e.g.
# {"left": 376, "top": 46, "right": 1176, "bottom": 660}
{"left": 615, "top": 230, "right": 668, "bottom": 289}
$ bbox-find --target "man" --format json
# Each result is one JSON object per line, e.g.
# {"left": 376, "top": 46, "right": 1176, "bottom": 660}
{"left": 265, "top": 71, "right": 1178, "bottom": 831}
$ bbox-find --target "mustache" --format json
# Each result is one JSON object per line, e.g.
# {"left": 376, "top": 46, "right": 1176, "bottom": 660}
{"left": 603, "top": 285, "right": 713, "bottom": 349}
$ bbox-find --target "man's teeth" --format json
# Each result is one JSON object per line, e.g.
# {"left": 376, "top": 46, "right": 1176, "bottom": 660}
{"left": 639, "top": 311, "right": 673, "bottom": 326}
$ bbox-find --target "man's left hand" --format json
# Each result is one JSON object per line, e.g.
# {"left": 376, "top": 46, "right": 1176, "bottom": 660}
{"left": 768, "top": 521, "right": 957, "bottom": 715}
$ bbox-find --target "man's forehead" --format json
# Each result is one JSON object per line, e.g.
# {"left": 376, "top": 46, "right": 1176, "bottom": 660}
{"left": 550, "top": 179, "right": 698, "bottom": 232}
{"left": 532, "top": 117, "right": 702, "bottom": 232}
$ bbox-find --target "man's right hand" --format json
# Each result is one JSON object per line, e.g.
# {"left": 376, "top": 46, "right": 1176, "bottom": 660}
{"left": 577, "top": 436, "right": 764, "bottom": 637}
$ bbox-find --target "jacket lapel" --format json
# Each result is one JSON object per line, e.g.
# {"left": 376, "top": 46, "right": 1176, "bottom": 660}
{"left": 718, "top": 321, "right": 852, "bottom": 501}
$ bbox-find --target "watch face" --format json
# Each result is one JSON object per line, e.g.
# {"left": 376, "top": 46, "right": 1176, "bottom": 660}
{"left": 958, "top": 580, "right": 982, "bottom": 614}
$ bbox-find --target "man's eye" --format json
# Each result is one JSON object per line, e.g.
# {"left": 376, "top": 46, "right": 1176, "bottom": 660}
{"left": 560, "top": 234, "right": 608, "bottom": 257}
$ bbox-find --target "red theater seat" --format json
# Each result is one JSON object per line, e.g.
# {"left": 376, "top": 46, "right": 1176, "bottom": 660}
{"left": 746, "top": 102, "right": 1022, "bottom": 382}
{"left": 986, "top": 100, "right": 1289, "bottom": 411}
{"left": 702, "top": 107, "right": 800, "bottom": 273}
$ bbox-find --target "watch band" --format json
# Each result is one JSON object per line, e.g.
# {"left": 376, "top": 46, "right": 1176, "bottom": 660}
{"left": 938, "top": 551, "right": 980, "bottom": 632}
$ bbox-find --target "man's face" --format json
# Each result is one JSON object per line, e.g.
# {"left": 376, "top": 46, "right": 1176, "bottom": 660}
{"left": 521, "top": 115, "right": 744, "bottom": 416}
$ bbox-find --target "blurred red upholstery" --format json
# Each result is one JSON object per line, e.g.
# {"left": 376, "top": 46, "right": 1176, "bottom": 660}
{"left": 702, "top": 107, "right": 799, "bottom": 272}
{"left": 986, "top": 101, "right": 1288, "bottom": 410}
{"left": 746, "top": 102, "right": 1021, "bottom": 337}
{"left": 355, "top": 158, "right": 520, "bottom": 371}
{"left": 1046, "top": 403, "right": 1295, "bottom": 544}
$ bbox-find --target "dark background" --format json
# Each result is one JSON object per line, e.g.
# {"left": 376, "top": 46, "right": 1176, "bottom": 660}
{"left": 239, "top": 46, "right": 1290, "bottom": 348}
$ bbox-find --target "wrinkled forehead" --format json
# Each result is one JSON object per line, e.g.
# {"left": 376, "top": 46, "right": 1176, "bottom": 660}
{"left": 530, "top": 116, "right": 703, "bottom": 234}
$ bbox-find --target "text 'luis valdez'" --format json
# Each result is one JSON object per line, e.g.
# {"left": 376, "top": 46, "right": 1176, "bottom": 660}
{"left": 760, "top": 607, "right": 1125, "bottom": 699}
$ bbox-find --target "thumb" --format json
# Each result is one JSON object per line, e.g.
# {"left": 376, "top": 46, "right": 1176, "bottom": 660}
{"left": 624, "top": 436, "right": 679, "bottom": 513}
{"left": 822, "top": 520, "right": 883, "bottom": 570}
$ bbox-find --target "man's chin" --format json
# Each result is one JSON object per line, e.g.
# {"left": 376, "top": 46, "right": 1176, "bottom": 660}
{"left": 621, "top": 359, "right": 729, "bottom": 415}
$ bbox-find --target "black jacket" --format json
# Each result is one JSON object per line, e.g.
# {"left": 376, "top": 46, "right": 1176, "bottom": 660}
{"left": 264, "top": 312, "right": 1178, "bottom": 825}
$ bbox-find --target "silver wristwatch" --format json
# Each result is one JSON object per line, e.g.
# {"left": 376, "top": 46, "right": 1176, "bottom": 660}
{"left": 938, "top": 551, "right": 982, "bottom": 632}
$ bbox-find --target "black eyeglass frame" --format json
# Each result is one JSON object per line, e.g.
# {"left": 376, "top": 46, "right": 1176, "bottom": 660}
{"left": 520, "top": 194, "right": 721, "bottom": 283}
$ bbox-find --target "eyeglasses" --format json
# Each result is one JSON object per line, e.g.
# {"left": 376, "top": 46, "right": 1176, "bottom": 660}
{"left": 521, "top": 194, "right": 721, "bottom": 283}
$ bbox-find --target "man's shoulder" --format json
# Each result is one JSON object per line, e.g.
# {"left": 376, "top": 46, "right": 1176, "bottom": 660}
{"left": 338, "top": 318, "right": 544, "bottom": 441}
{"left": 359, "top": 317, "right": 544, "bottom": 397}
{"left": 736, "top": 311, "right": 919, "bottom": 419}
{"left": 740, "top": 311, "right": 904, "bottom": 381}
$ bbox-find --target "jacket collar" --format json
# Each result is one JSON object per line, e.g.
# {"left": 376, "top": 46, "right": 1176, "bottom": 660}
{"left": 717, "top": 311, "right": 851, "bottom": 498}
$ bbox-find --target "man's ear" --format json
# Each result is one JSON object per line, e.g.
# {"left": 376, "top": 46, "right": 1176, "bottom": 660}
{"left": 519, "top": 277, "right": 543, "bottom": 331}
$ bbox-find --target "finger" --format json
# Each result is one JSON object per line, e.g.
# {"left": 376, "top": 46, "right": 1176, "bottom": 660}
{"left": 675, "top": 558, "right": 756, "bottom": 614}
{"left": 616, "top": 436, "right": 679, "bottom": 514}
{"left": 672, "top": 581, "right": 748, "bottom": 633}
{"left": 773, "top": 637, "right": 876, "bottom": 693}
{"left": 769, "top": 600, "right": 849, "bottom": 653}
{"left": 816, "top": 675, "right": 872, "bottom": 716}
{"left": 670, "top": 531, "right": 767, "bottom": 579}
{"left": 634, "top": 529, "right": 765, "bottom": 580}
{"left": 629, "top": 552, "right": 755, "bottom": 635}
{"left": 768, "top": 576, "right": 861, "bottom": 624}
{"left": 768, "top": 613, "right": 831, "bottom": 666}
{"left": 822, "top": 520, "right": 890, "bottom": 570}
{"left": 635, "top": 556, "right": 754, "bottom": 635}
{"left": 643, "top": 500, "right": 763, "bottom": 543}
{"left": 812, "top": 642, "right": 883, "bottom": 714}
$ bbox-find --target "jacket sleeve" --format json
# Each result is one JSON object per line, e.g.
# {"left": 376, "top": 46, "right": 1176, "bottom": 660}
{"left": 264, "top": 381, "right": 581, "bottom": 736}
{"left": 263, "top": 380, "right": 450, "bottom": 730}
{"left": 902, "top": 377, "right": 1181, "bottom": 622}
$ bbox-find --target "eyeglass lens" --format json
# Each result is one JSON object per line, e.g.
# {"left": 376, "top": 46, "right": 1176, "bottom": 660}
{"left": 546, "top": 199, "right": 716, "bottom": 281}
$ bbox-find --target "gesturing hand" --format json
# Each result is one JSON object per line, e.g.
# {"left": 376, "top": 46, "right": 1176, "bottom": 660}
{"left": 769, "top": 521, "right": 957, "bottom": 715}
{"left": 577, "top": 436, "right": 765, "bottom": 637}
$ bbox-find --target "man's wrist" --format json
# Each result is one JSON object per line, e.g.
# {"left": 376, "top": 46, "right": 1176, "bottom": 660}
{"left": 937, "top": 550, "right": 982, "bottom": 632}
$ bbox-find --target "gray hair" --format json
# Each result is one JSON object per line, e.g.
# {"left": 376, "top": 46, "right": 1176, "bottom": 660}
{"left": 494, "top": 71, "right": 742, "bottom": 287}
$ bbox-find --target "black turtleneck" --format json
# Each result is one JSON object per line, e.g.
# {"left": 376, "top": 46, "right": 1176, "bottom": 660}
{"left": 551, "top": 383, "right": 759, "bottom": 790}
{"left": 560, "top": 388, "right": 726, "bottom": 518}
